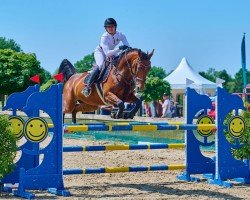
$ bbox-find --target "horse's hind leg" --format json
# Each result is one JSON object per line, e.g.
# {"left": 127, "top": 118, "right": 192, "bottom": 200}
{"left": 72, "top": 112, "right": 77, "bottom": 124}
{"left": 63, "top": 89, "right": 77, "bottom": 124}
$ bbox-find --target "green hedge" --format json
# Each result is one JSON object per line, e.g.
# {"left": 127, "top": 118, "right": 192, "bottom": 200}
{"left": 225, "top": 110, "right": 250, "bottom": 160}
{"left": 231, "top": 111, "right": 250, "bottom": 159}
{"left": 0, "top": 116, "right": 17, "bottom": 179}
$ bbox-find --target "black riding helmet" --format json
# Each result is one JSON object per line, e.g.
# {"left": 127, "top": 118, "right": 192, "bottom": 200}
{"left": 104, "top": 18, "right": 117, "bottom": 27}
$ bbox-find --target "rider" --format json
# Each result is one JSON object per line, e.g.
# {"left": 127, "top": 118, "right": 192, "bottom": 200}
{"left": 82, "top": 18, "right": 130, "bottom": 97}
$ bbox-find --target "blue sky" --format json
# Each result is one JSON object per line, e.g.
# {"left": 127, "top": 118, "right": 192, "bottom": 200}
{"left": 0, "top": 0, "right": 249, "bottom": 76}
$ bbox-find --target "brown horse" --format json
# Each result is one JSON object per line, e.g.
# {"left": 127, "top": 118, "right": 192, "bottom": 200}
{"left": 59, "top": 48, "right": 154, "bottom": 123}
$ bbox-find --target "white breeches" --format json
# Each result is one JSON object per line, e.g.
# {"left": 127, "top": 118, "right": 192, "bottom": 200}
{"left": 94, "top": 50, "right": 106, "bottom": 70}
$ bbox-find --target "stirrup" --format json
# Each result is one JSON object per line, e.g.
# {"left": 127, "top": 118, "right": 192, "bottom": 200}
{"left": 82, "top": 87, "right": 91, "bottom": 97}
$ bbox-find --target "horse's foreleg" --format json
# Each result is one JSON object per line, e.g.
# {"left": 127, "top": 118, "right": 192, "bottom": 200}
{"left": 72, "top": 112, "right": 77, "bottom": 124}
{"left": 71, "top": 103, "right": 98, "bottom": 124}
{"left": 126, "top": 93, "right": 142, "bottom": 119}
{"left": 105, "top": 92, "right": 124, "bottom": 119}
{"left": 73, "top": 103, "right": 99, "bottom": 115}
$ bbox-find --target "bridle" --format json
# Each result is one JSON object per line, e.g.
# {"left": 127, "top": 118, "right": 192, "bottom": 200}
{"left": 114, "top": 50, "right": 150, "bottom": 86}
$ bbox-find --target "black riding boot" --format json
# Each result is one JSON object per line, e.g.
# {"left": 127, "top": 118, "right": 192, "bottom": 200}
{"left": 82, "top": 67, "right": 100, "bottom": 97}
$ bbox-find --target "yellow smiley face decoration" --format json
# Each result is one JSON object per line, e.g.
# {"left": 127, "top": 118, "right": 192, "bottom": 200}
{"left": 196, "top": 115, "right": 215, "bottom": 137}
{"left": 24, "top": 117, "right": 48, "bottom": 143}
{"left": 9, "top": 116, "right": 25, "bottom": 140}
{"left": 228, "top": 116, "right": 246, "bottom": 138}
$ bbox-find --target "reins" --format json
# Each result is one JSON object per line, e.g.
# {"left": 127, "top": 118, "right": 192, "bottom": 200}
{"left": 113, "top": 50, "right": 150, "bottom": 87}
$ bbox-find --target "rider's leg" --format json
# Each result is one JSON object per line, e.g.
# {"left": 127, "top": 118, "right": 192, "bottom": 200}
{"left": 82, "top": 66, "right": 100, "bottom": 96}
{"left": 82, "top": 51, "right": 104, "bottom": 97}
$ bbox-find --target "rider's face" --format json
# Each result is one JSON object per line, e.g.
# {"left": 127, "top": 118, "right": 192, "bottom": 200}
{"left": 105, "top": 25, "right": 116, "bottom": 35}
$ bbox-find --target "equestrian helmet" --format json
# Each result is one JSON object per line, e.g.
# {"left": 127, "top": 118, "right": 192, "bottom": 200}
{"left": 104, "top": 18, "right": 117, "bottom": 27}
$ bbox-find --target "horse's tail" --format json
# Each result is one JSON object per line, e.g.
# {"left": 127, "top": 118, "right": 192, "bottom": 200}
{"left": 58, "top": 59, "right": 76, "bottom": 83}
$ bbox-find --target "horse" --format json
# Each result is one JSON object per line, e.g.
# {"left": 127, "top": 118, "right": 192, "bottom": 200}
{"left": 59, "top": 48, "right": 154, "bottom": 123}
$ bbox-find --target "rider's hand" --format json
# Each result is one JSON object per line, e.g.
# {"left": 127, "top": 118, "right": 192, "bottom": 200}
{"left": 119, "top": 45, "right": 129, "bottom": 50}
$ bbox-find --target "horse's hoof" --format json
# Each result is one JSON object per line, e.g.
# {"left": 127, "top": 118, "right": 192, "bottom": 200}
{"left": 124, "top": 112, "right": 135, "bottom": 119}
{"left": 123, "top": 113, "right": 129, "bottom": 119}
{"left": 115, "top": 113, "right": 123, "bottom": 119}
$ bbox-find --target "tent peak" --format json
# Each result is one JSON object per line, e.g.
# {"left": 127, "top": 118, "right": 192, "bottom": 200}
{"left": 177, "top": 57, "right": 194, "bottom": 71}
{"left": 164, "top": 57, "right": 217, "bottom": 89}
{"left": 180, "top": 57, "right": 190, "bottom": 66}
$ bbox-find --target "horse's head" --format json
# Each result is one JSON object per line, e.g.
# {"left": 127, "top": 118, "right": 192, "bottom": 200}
{"left": 117, "top": 48, "right": 154, "bottom": 91}
{"left": 132, "top": 49, "right": 154, "bottom": 91}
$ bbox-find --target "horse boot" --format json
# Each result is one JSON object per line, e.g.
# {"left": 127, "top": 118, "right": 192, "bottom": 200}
{"left": 82, "top": 67, "right": 100, "bottom": 97}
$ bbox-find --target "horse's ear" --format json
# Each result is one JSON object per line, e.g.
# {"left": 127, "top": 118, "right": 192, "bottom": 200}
{"left": 138, "top": 49, "right": 142, "bottom": 57}
{"left": 148, "top": 49, "right": 154, "bottom": 60}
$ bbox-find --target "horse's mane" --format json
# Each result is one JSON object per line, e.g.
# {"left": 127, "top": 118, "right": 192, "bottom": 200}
{"left": 117, "top": 48, "right": 149, "bottom": 64}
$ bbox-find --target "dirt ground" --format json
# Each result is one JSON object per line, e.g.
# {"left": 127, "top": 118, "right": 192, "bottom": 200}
{"left": 1, "top": 138, "right": 249, "bottom": 200}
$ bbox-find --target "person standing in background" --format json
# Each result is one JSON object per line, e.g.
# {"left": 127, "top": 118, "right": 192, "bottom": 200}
{"left": 161, "top": 93, "right": 171, "bottom": 118}
{"left": 170, "top": 101, "right": 177, "bottom": 118}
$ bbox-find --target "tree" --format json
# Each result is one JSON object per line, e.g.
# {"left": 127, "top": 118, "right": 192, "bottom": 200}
{"left": 141, "top": 76, "right": 171, "bottom": 102}
{"left": 0, "top": 116, "right": 17, "bottom": 179}
{"left": 0, "top": 37, "right": 22, "bottom": 52}
{"left": 40, "top": 69, "right": 52, "bottom": 83}
{"left": 0, "top": 49, "right": 50, "bottom": 95}
{"left": 199, "top": 68, "right": 216, "bottom": 82}
{"left": 226, "top": 81, "right": 237, "bottom": 93}
{"left": 74, "top": 53, "right": 94, "bottom": 73}
{"left": 233, "top": 68, "right": 250, "bottom": 92}
{"left": 216, "top": 69, "right": 233, "bottom": 91}
{"left": 148, "top": 66, "right": 167, "bottom": 79}
{"left": 199, "top": 68, "right": 233, "bottom": 92}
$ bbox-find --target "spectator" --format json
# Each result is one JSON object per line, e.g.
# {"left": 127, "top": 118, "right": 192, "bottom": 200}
{"left": 161, "top": 93, "right": 171, "bottom": 118}
{"left": 138, "top": 98, "right": 143, "bottom": 116}
{"left": 144, "top": 102, "right": 151, "bottom": 117}
{"left": 155, "top": 101, "right": 162, "bottom": 117}
{"left": 149, "top": 101, "right": 156, "bottom": 117}
{"left": 170, "top": 101, "right": 177, "bottom": 118}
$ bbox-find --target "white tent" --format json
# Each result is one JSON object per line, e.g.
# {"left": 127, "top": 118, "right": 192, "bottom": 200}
{"left": 164, "top": 58, "right": 217, "bottom": 115}
{"left": 164, "top": 57, "right": 217, "bottom": 90}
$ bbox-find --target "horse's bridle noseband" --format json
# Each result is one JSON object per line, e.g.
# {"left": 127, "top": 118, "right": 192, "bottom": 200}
{"left": 126, "top": 51, "right": 150, "bottom": 82}
{"left": 113, "top": 50, "right": 150, "bottom": 89}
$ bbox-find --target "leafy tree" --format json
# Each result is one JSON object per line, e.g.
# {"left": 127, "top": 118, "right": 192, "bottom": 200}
{"left": 199, "top": 68, "right": 233, "bottom": 92}
{"left": 0, "top": 49, "right": 49, "bottom": 95}
{"left": 216, "top": 70, "right": 233, "bottom": 91}
{"left": 148, "top": 66, "right": 167, "bottom": 79}
{"left": 233, "top": 68, "right": 250, "bottom": 93}
{"left": 141, "top": 76, "right": 171, "bottom": 102}
{"left": 40, "top": 69, "right": 52, "bottom": 83}
{"left": 225, "top": 110, "right": 250, "bottom": 159}
{"left": 74, "top": 53, "right": 94, "bottom": 73}
{"left": 0, "top": 116, "right": 17, "bottom": 179}
{"left": 0, "top": 37, "right": 22, "bottom": 52}
{"left": 199, "top": 68, "right": 216, "bottom": 82}
{"left": 226, "top": 81, "right": 237, "bottom": 93}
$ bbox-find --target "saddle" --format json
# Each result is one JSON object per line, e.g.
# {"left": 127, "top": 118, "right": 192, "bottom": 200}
{"left": 84, "top": 56, "right": 119, "bottom": 84}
